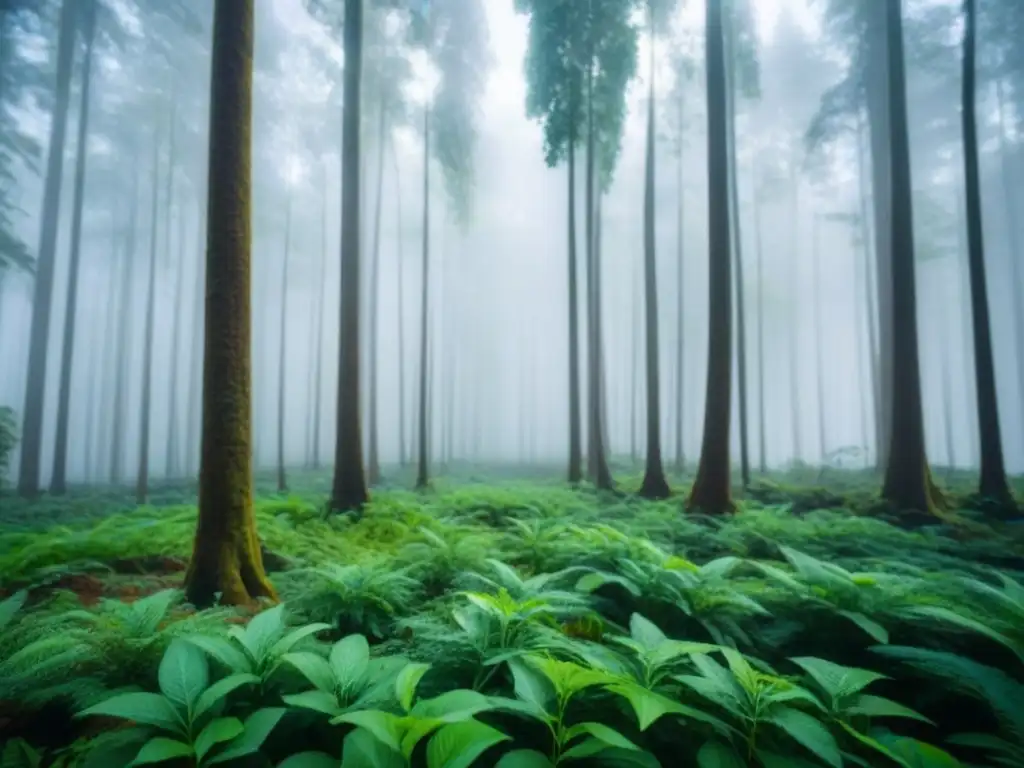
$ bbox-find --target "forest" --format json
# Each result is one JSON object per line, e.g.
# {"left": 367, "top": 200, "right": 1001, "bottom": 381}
{"left": 1, "top": 0, "right": 1023, "bottom": 765}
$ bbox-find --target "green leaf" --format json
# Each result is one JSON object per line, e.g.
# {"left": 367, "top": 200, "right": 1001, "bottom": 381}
{"left": 565, "top": 722, "right": 639, "bottom": 752}
{"left": 187, "top": 635, "right": 253, "bottom": 674}
{"left": 591, "top": 748, "right": 661, "bottom": 767}
{"left": 628, "top": 614, "right": 667, "bottom": 651}
{"left": 129, "top": 738, "right": 194, "bottom": 766}
{"left": 560, "top": 739, "right": 610, "bottom": 760}
{"left": 194, "top": 718, "right": 244, "bottom": 763}
{"left": 78, "top": 692, "right": 185, "bottom": 734}
{"left": 193, "top": 673, "right": 261, "bottom": 721}
{"left": 837, "top": 611, "right": 889, "bottom": 644}
{"left": 0, "top": 590, "right": 27, "bottom": 632}
{"left": 508, "top": 658, "right": 554, "bottom": 713}
{"left": 244, "top": 605, "right": 286, "bottom": 658}
{"left": 277, "top": 754, "right": 339, "bottom": 768}
{"left": 494, "top": 750, "right": 554, "bottom": 768}
{"left": 604, "top": 683, "right": 677, "bottom": 731}
{"left": 576, "top": 572, "right": 641, "bottom": 596}
{"left": 159, "top": 640, "right": 210, "bottom": 710}
{"left": 330, "top": 635, "right": 370, "bottom": 689}
{"left": 412, "top": 689, "right": 495, "bottom": 723}
{"left": 696, "top": 741, "right": 745, "bottom": 768}
{"left": 847, "top": 695, "right": 932, "bottom": 723}
{"left": 283, "top": 690, "right": 344, "bottom": 717}
{"left": 207, "top": 707, "right": 287, "bottom": 764}
{"left": 283, "top": 652, "right": 336, "bottom": 693}
{"left": 340, "top": 728, "right": 405, "bottom": 768}
{"left": 396, "top": 662, "right": 431, "bottom": 712}
{"left": 271, "top": 622, "right": 332, "bottom": 657}
{"left": 1, "top": 738, "right": 41, "bottom": 768}
{"left": 426, "top": 720, "right": 510, "bottom": 768}
{"left": 767, "top": 707, "right": 842, "bottom": 768}
{"left": 874, "top": 733, "right": 964, "bottom": 768}
{"left": 789, "top": 657, "right": 887, "bottom": 699}
{"left": 332, "top": 711, "right": 403, "bottom": 752}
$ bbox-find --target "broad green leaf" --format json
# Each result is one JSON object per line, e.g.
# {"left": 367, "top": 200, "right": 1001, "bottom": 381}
{"left": 495, "top": 750, "right": 554, "bottom": 768}
{"left": 767, "top": 707, "right": 842, "bottom": 768}
{"left": 629, "top": 614, "right": 667, "bottom": 651}
{"left": 277, "top": 753, "right": 338, "bottom": 768}
{"left": 340, "top": 728, "right": 405, "bottom": 768}
{"left": 187, "top": 635, "right": 253, "bottom": 674}
{"left": 837, "top": 611, "right": 889, "bottom": 644}
{"left": 283, "top": 652, "right": 336, "bottom": 693}
{"left": 0, "top": 590, "right": 27, "bottom": 631}
{"left": 193, "top": 673, "right": 261, "bottom": 721}
{"left": 426, "top": 720, "right": 510, "bottom": 768}
{"left": 396, "top": 662, "right": 431, "bottom": 712}
{"left": 591, "top": 748, "right": 661, "bottom": 767}
{"left": 129, "top": 738, "right": 193, "bottom": 766}
{"left": 875, "top": 733, "right": 964, "bottom": 768}
{"left": 282, "top": 690, "right": 344, "bottom": 717}
{"left": 400, "top": 717, "right": 447, "bottom": 758}
{"left": 560, "top": 739, "right": 609, "bottom": 760}
{"left": 159, "top": 640, "right": 209, "bottom": 710}
{"left": 194, "top": 717, "right": 243, "bottom": 763}
{"left": 909, "top": 606, "right": 1023, "bottom": 663}
{"left": 244, "top": 605, "right": 286, "bottom": 658}
{"left": 576, "top": 572, "right": 642, "bottom": 596}
{"left": 330, "top": 635, "right": 370, "bottom": 689}
{"left": 789, "top": 657, "right": 886, "bottom": 699}
{"left": 837, "top": 722, "right": 914, "bottom": 767}
{"left": 696, "top": 741, "right": 745, "bottom": 768}
{"left": 271, "top": 622, "right": 332, "bottom": 657}
{"left": 847, "top": 695, "right": 932, "bottom": 723}
{"left": 1, "top": 738, "right": 40, "bottom": 768}
{"left": 413, "top": 689, "right": 495, "bottom": 722}
{"left": 509, "top": 659, "right": 554, "bottom": 714}
{"left": 332, "top": 710, "right": 403, "bottom": 752}
{"left": 604, "top": 684, "right": 678, "bottom": 731}
{"left": 207, "top": 707, "right": 287, "bottom": 764}
{"left": 564, "top": 722, "right": 639, "bottom": 752}
{"left": 78, "top": 692, "right": 185, "bottom": 734}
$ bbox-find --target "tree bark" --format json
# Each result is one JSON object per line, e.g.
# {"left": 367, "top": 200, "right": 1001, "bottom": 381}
{"left": 185, "top": 195, "right": 206, "bottom": 477}
{"left": 879, "top": 0, "right": 939, "bottom": 516}
{"left": 330, "top": 0, "right": 369, "bottom": 511}
{"left": 276, "top": 192, "right": 292, "bottom": 493}
{"left": 687, "top": 0, "right": 732, "bottom": 514}
{"left": 962, "top": 0, "right": 1011, "bottom": 504}
{"left": 639, "top": 12, "right": 669, "bottom": 499}
{"left": 17, "top": 0, "right": 77, "bottom": 495}
{"left": 415, "top": 103, "right": 431, "bottom": 490}
{"left": 367, "top": 104, "right": 386, "bottom": 485}
{"left": 51, "top": 0, "right": 97, "bottom": 494}
{"left": 185, "top": 0, "right": 276, "bottom": 608}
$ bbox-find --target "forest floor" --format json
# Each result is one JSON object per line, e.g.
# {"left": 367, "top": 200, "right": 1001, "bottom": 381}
{"left": 0, "top": 465, "right": 1023, "bottom": 767}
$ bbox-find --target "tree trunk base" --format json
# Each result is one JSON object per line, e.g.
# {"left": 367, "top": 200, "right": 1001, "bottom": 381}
{"left": 184, "top": 528, "right": 278, "bottom": 608}
{"left": 686, "top": 468, "right": 734, "bottom": 515}
{"left": 639, "top": 469, "right": 671, "bottom": 500}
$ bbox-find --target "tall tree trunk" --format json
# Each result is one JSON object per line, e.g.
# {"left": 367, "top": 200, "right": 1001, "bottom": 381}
{"left": 311, "top": 159, "right": 328, "bottom": 469}
{"left": 811, "top": 217, "right": 827, "bottom": 465}
{"left": 276, "top": 193, "right": 292, "bottom": 493}
{"left": 630, "top": 259, "right": 639, "bottom": 463}
{"left": 51, "top": 0, "right": 97, "bottom": 494}
{"left": 185, "top": 196, "right": 206, "bottom": 477}
{"left": 415, "top": 103, "right": 431, "bottom": 490}
{"left": 392, "top": 143, "right": 407, "bottom": 467}
{"left": 856, "top": 110, "right": 880, "bottom": 465}
{"left": 567, "top": 84, "right": 582, "bottom": 483}
{"left": 97, "top": 224, "right": 122, "bottom": 481}
{"left": 185, "top": 0, "right": 275, "bottom": 608}
{"left": 111, "top": 163, "right": 141, "bottom": 485}
{"left": 137, "top": 107, "right": 168, "bottom": 506}
{"left": 17, "top": 0, "right": 77, "bottom": 496}
{"left": 962, "top": 0, "right": 1011, "bottom": 503}
{"left": 788, "top": 173, "right": 803, "bottom": 464}
{"left": 330, "top": 0, "right": 369, "bottom": 511}
{"left": 954, "top": 185, "right": 978, "bottom": 467}
{"left": 852, "top": 213, "right": 871, "bottom": 465}
{"left": 639, "top": 14, "right": 670, "bottom": 499}
{"left": 166, "top": 196, "right": 188, "bottom": 478}
{"left": 688, "top": 0, "right": 732, "bottom": 514}
{"left": 368, "top": 105, "right": 386, "bottom": 485}
{"left": 879, "top": 0, "right": 939, "bottom": 516}
{"left": 674, "top": 106, "right": 686, "bottom": 472}
{"left": 753, "top": 187, "right": 766, "bottom": 473}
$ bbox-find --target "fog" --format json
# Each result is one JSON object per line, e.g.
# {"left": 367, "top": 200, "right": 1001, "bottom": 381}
{"left": 1, "top": 0, "right": 1023, "bottom": 492}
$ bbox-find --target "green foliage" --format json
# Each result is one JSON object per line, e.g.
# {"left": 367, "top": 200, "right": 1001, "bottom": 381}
{"left": 0, "top": 406, "right": 17, "bottom": 487}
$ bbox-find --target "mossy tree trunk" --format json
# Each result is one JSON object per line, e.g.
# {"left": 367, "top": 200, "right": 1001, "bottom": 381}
{"left": 961, "top": 0, "right": 1012, "bottom": 505}
{"left": 879, "top": 0, "right": 939, "bottom": 517}
{"left": 688, "top": 0, "right": 732, "bottom": 515}
{"left": 639, "top": 8, "right": 669, "bottom": 500}
{"left": 17, "top": 0, "right": 77, "bottom": 496}
{"left": 185, "top": 0, "right": 276, "bottom": 609}
{"left": 330, "top": 0, "right": 370, "bottom": 512}
{"left": 51, "top": 0, "right": 98, "bottom": 495}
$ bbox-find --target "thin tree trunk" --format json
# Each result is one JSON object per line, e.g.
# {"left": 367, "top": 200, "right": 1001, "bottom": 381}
{"left": 954, "top": 185, "right": 978, "bottom": 467}
{"left": 167, "top": 196, "right": 189, "bottom": 478}
{"left": 567, "top": 82, "right": 582, "bottom": 483}
{"left": 368, "top": 105, "right": 386, "bottom": 485}
{"left": 97, "top": 225, "right": 122, "bottom": 482}
{"left": 330, "top": 0, "right": 369, "bottom": 511}
{"left": 812, "top": 217, "right": 827, "bottom": 465}
{"left": 392, "top": 142, "right": 407, "bottom": 467}
{"left": 185, "top": 0, "right": 275, "bottom": 608}
{"left": 856, "top": 110, "right": 880, "bottom": 466}
{"left": 674, "top": 113, "right": 686, "bottom": 472}
{"left": 51, "top": 0, "right": 97, "bottom": 494}
{"left": 111, "top": 163, "right": 141, "bottom": 485}
{"left": 880, "top": 0, "right": 939, "bottom": 516}
{"left": 17, "top": 0, "right": 77, "bottom": 495}
{"left": 276, "top": 193, "right": 292, "bottom": 493}
{"left": 688, "top": 0, "right": 732, "bottom": 514}
{"left": 185, "top": 196, "right": 206, "bottom": 477}
{"left": 415, "top": 103, "right": 431, "bottom": 490}
{"left": 754, "top": 187, "right": 766, "bottom": 473}
{"left": 312, "top": 159, "right": 328, "bottom": 469}
{"left": 630, "top": 259, "right": 639, "bottom": 463}
{"left": 788, "top": 173, "right": 803, "bottom": 464}
{"left": 962, "top": 0, "right": 1011, "bottom": 503}
{"left": 136, "top": 110, "right": 167, "bottom": 506}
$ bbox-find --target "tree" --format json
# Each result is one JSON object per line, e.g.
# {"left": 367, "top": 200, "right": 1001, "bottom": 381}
{"left": 276, "top": 191, "right": 293, "bottom": 493}
{"left": 879, "top": 0, "right": 939, "bottom": 516}
{"left": 184, "top": 0, "right": 276, "bottom": 608}
{"left": 330, "top": 0, "right": 369, "bottom": 512}
{"left": 961, "top": 0, "right": 1012, "bottom": 505}
{"left": 688, "top": 0, "right": 732, "bottom": 514}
